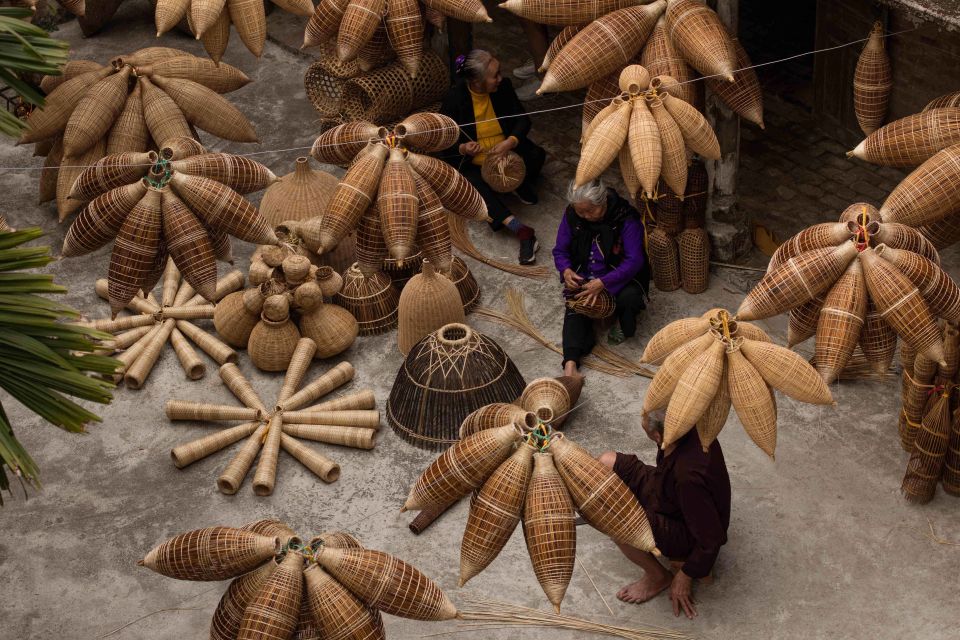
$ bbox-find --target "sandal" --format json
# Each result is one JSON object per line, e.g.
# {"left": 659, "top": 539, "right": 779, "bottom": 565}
{"left": 607, "top": 325, "right": 625, "bottom": 345}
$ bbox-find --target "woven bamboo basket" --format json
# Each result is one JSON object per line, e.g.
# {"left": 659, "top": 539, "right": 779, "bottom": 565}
{"left": 879, "top": 145, "right": 960, "bottom": 228}
{"left": 378, "top": 147, "right": 418, "bottom": 262}
{"left": 549, "top": 435, "right": 657, "bottom": 550}
{"left": 641, "top": 15, "right": 697, "bottom": 105}
{"left": 298, "top": 302, "right": 358, "bottom": 359}
{"left": 310, "top": 120, "right": 383, "bottom": 165}
{"left": 582, "top": 74, "right": 621, "bottom": 141}
{"left": 738, "top": 242, "right": 858, "bottom": 321}
{"left": 450, "top": 256, "right": 481, "bottom": 313}
{"left": 388, "top": 324, "right": 527, "bottom": 449}
{"left": 647, "top": 94, "right": 688, "bottom": 196}
{"left": 663, "top": 339, "right": 726, "bottom": 447}
{"left": 260, "top": 157, "right": 339, "bottom": 227}
{"left": 383, "top": 0, "right": 423, "bottom": 76}
{"left": 398, "top": 260, "right": 467, "bottom": 355}
{"left": 859, "top": 299, "right": 897, "bottom": 375}
{"left": 677, "top": 226, "right": 710, "bottom": 294}
{"left": 138, "top": 526, "right": 279, "bottom": 581}
{"left": 522, "top": 452, "right": 576, "bottom": 613}
{"left": 481, "top": 151, "right": 527, "bottom": 193}
{"left": 355, "top": 205, "right": 388, "bottom": 277}
{"left": 539, "top": 3, "right": 664, "bottom": 94}
{"left": 643, "top": 330, "right": 716, "bottom": 413}
{"left": 316, "top": 265, "right": 345, "bottom": 298}
{"left": 876, "top": 244, "right": 960, "bottom": 322}
{"left": 214, "top": 288, "right": 265, "bottom": 348}
{"left": 767, "top": 222, "right": 851, "bottom": 273}
{"left": 937, "top": 322, "right": 959, "bottom": 382}
{"left": 404, "top": 422, "right": 527, "bottom": 511}
{"left": 236, "top": 551, "right": 303, "bottom": 640}
{"left": 942, "top": 409, "right": 960, "bottom": 496}
{"left": 854, "top": 22, "right": 892, "bottom": 136}
{"left": 313, "top": 545, "right": 458, "bottom": 620}
{"left": 248, "top": 297, "right": 302, "bottom": 372}
{"left": 640, "top": 315, "right": 711, "bottom": 364}
{"left": 500, "top": 0, "right": 636, "bottom": 25}
{"left": 726, "top": 344, "right": 777, "bottom": 458}
{"left": 648, "top": 226, "right": 682, "bottom": 291}
{"left": 666, "top": 0, "right": 736, "bottom": 81}
{"left": 696, "top": 363, "right": 731, "bottom": 451}
{"left": 577, "top": 97, "right": 632, "bottom": 187}
{"left": 902, "top": 391, "right": 951, "bottom": 504}
{"left": 848, "top": 108, "right": 960, "bottom": 167}
{"left": 902, "top": 354, "right": 936, "bottom": 450}
{"left": 383, "top": 249, "right": 423, "bottom": 289}
{"left": 684, "top": 160, "right": 708, "bottom": 227}
{"left": 460, "top": 442, "right": 535, "bottom": 586}
{"left": 303, "top": 565, "right": 385, "bottom": 640}
{"left": 871, "top": 222, "right": 940, "bottom": 264}
{"left": 210, "top": 561, "right": 278, "bottom": 640}
{"left": 337, "top": 0, "right": 386, "bottom": 61}
{"left": 541, "top": 24, "right": 581, "bottom": 73}
{"left": 413, "top": 174, "right": 453, "bottom": 275}
{"left": 858, "top": 247, "right": 945, "bottom": 365}
{"left": 395, "top": 112, "right": 459, "bottom": 153}
{"left": 340, "top": 51, "right": 447, "bottom": 124}
{"left": 920, "top": 214, "right": 960, "bottom": 251}
{"left": 407, "top": 151, "right": 489, "bottom": 221}
{"left": 565, "top": 287, "right": 616, "bottom": 320}
{"left": 662, "top": 91, "right": 720, "bottom": 160}
{"left": 705, "top": 37, "right": 764, "bottom": 128}
{"left": 520, "top": 378, "right": 571, "bottom": 426}
{"left": 815, "top": 260, "right": 867, "bottom": 384}
{"left": 738, "top": 338, "right": 834, "bottom": 405}
{"left": 334, "top": 264, "right": 400, "bottom": 335}
{"left": 460, "top": 403, "right": 533, "bottom": 438}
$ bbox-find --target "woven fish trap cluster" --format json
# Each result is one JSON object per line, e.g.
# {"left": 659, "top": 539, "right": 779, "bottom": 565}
{"left": 575, "top": 63, "right": 722, "bottom": 201}
{"left": 153, "top": 0, "right": 315, "bottom": 59}
{"left": 166, "top": 340, "right": 379, "bottom": 496}
{"left": 387, "top": 323, "right": 527, "bottom": 450}
{"left": 215, "top": 250, "right": 358, "bottom": 371}
{"left": 31, "top": 48, "right": 255, "bottom": 222}
{"left": 897, "top": 324, "right": 960, "bottom": 504}
{"left": 302, "top": 0, "right": 490, "bottom": 77}
{"left": 60, "top": 139, "right": 277, "bottom": 319}
{"left": 80, "top": 260, "right": 243, "bottom": 390}
{"left": 747, "top": 203, "right": 959, "bottom": 385}
{"left": 403, "top": 418, "right": 654, "bottom": 613}
{"left": 139, "top": 520, "right": 457, "bottom": 640}
{"left": 640, "top": 309, "right": 834, "bottom": 459}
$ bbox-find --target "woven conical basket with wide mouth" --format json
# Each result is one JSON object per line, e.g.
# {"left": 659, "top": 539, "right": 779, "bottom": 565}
{"left": 387, "top": 323, "right": 527, "bottom": 450}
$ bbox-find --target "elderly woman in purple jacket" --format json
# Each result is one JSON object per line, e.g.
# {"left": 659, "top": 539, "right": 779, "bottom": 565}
{"left": 553, "top": 179, "right": 649, "bottom": 376}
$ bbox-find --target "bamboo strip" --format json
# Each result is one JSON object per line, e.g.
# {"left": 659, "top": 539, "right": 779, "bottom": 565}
{"left": 172, "top": 422, "right": 260, "bottom": 468}
{"left": 160, "top": 305, "right": 216, "bottom": 320}
{"left": 278, "top": 338, "right": 318, "bottom": 405}
{"left": 107, "top": 325, "right": 154, "bottom": 351}
{"left": 82, "top": 313, "right": 157, "bottom": 333}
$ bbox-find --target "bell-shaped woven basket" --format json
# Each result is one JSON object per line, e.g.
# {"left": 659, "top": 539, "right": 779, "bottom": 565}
{"left": 334, "top": 263, "right": 400, "bottom": 335}
{"left": 387, "top": 323, "right": 527, "bottom": 450}
{"left": 398, "top": 260, "right": 466, "bottom": 355}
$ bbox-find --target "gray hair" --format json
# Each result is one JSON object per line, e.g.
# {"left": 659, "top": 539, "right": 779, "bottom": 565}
{"left": 566, "top": 179, "right": 607, "bottom": 206}
{"left": 459, "top": 49, "right": 494, "bottom": 82}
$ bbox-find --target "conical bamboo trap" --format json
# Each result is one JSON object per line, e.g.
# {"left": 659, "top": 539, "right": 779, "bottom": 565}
{"left": 403, "top": 418, "right": 656, "bottom": 612}
{"left": 303, "top": 0, "right": 491, "bottom": 76}
{"left": 61, "top": 140, "right": 278, "bottom": 318}
{"left": 154, "top": 0, "right": 315, "bottom": 60}
{"left": 29, "top": 48, "right": 255, "bottom": 221}
{"left": 640, "top": 309, "right": 834, "bottom": 458}
{"left": 81, "top": 260, "right": 243, "bottom": 389}
{"left": 387, "top": 323, "right": 527, "bottom": 450}
{"left": 166, "top": 339, "right": 379, "bottom": 495}
{"left": 853, "top": 22, "right": 892, "bottom": 136}
{"left": 747, "top": 203, "right": 960, "bottom": 383}
{"left": 575, "top": 64, "right": 721, "bottom": 198}
{"left": 848, "top": 107, "right": 960, "bottom": 168}
{"left": 139, "top": 521, "right": 456, "bottom": 640}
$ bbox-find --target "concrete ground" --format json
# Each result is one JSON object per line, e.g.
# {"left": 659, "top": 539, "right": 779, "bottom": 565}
{"left": 2, "top": 4, "right": 960, "bottom": 639}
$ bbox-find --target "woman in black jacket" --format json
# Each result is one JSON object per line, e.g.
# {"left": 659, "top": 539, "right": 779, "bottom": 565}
{"left": 440, "top": 49, "right": 547, "bottom": 265}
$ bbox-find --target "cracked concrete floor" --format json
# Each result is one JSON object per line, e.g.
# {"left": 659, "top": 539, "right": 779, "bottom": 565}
{"left": 2, "top": 5, "right": 960, "bottom": 640}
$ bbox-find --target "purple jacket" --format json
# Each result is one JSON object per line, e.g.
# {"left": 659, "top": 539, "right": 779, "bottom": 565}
{"left": 552, "top": 203, "right": 646, "bottom": 296}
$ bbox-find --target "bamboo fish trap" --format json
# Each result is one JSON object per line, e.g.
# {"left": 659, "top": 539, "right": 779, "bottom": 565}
{"left": 387, "top": 323, "right": 527, "bottom": 449}
{"left": 141, "top": 521, "right": 456, "bottom": 639}
{"left": 641, "top": 309, "right": 833, "bottom": 457}
{"left": 82, "top": 261, "right": 243, "bottom": 389}
{"left": 166, "top": 340, "right": 379, "bottom": 495}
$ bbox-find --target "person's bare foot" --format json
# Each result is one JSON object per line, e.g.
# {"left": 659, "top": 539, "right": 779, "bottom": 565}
{"left": 616, "top": 571, "right": 672, "bottom": 604}
{"left": 562, "top": 360, "right": 579, "bottom": 377}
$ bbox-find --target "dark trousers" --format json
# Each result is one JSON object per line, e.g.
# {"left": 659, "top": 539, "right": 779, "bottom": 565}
{"left": 459, "top": 139, "right": 546, "bottom": 231}
{"left": 561, "top": 282, "right": 647, "bottom": 366}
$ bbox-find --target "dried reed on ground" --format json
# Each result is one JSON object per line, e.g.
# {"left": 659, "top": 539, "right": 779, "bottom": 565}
{"left": 448, "top": 214, "right": 551, "bottom": 279}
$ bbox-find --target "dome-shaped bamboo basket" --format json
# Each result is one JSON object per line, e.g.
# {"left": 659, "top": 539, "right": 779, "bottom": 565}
{"left": 481, "top": 152, "right": 526, "bottom": 193}
{"left": 260, "top": 157, "right": 339, "bottom": 227}
{"left": 334, "top": 263, "right": 400, "bottom": 336}
{"left": 450, "top": 256, "right": 481, "bottom": 313}
{"left": 565, "top": 288, "right": 616, "bottom": 319}
{"left": 387, "top": 323, "right": 527, "bottom": 450}
{"left": 398, "top": 260, "right": 467, "bottom": 355}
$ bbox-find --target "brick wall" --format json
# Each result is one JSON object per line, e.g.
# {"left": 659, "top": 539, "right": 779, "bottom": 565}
{"left": 813, "top": 0, "right": 960, "bottom": 145}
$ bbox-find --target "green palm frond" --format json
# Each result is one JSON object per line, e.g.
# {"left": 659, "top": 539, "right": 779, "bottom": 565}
{"left": 0, "top": 227, "right": 120, "bottom": 504}
{"left": 0, "top": 8, "right": 69, "bottom": 138}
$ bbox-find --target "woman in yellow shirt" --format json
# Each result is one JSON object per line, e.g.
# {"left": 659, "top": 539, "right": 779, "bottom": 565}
{"left": 440, "top": 49, "right": 546, "bottom": 265}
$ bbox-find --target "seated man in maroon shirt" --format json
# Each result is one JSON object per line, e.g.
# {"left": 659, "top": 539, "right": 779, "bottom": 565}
{"left": 598, "top": 410, "right": 731, "bottom": 619}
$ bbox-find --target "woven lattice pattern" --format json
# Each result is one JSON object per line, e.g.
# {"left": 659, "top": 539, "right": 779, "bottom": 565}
{"left": 853, "top": 22, "right": 892, "bottom": 135}
{"left": 726, "top": 346, "right": 777, "bottom": 458}
{"left": 641, "top": 15, "right": 696, "bottom": 104}
{"left": 815, "top": 261, "right": 867, "bottom": 384}
{"left": 666, "top": 0, "right": 736, "bottom": 81}
{"left": 767, "top": 222, "right": 852, "bottom": 273}
{"left": 677, "top": 226, "right": 710, "bottom": 294}
{"left": 663, "top": 339, "right": 726, "bottom": 446}
{"left": 139, "top": 526, "right": 279, "bottom": 581}
{"left": 902, "top": 392, "right": 952, "bottom": 503}
{"left": 851, "top": 108, "right": 960, "bottom": 167}
{"left": 648, "top": 226, "right": 682, "bottom": 291}
{"left": 880, "top": 145, "right": 960, "bottom": 228}
{"left": 335, "top": 264, "right": 400, "bottom": 335}
{"left": 341, "top": 52, "right": 447, "bottom": 123}
{"left": 705, "top": 37, "right": 764, "bottom": 128}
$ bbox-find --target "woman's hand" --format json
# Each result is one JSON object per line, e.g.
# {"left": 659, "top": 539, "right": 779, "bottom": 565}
{"left": 488, "top": 137, "right": 518, "bottom": 161}
{"left": 562, "top": 268, "right": 583, "bottom": 290}
{"left": 574, "top": 277, "right": 605, "bottom": 304}
{"left": 459, "top": 142, "right": 482, "bottom": 156}
{"left": 669, "top": 570, "right": 697, "bottom": 619}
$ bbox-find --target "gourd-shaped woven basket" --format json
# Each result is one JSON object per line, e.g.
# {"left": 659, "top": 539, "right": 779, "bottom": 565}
{"left": 387, "top": 323, "right": 527, "bottom": 450}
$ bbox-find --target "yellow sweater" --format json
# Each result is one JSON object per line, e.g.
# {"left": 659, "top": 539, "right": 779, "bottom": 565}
{"left": 469, "top": 89, "right": 505, "bottom": 166}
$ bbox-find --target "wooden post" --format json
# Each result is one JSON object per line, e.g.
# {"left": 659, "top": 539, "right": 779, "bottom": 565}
{"left": 706, "top": 0, "right": 751, "bottom": 261}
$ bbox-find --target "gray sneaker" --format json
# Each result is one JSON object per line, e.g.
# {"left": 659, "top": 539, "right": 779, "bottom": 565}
{"left": 515, "top": 76, "right": 543, "bottom": 101}
{"left": 513, "top": 59, "right": 537, "bottom": 79}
